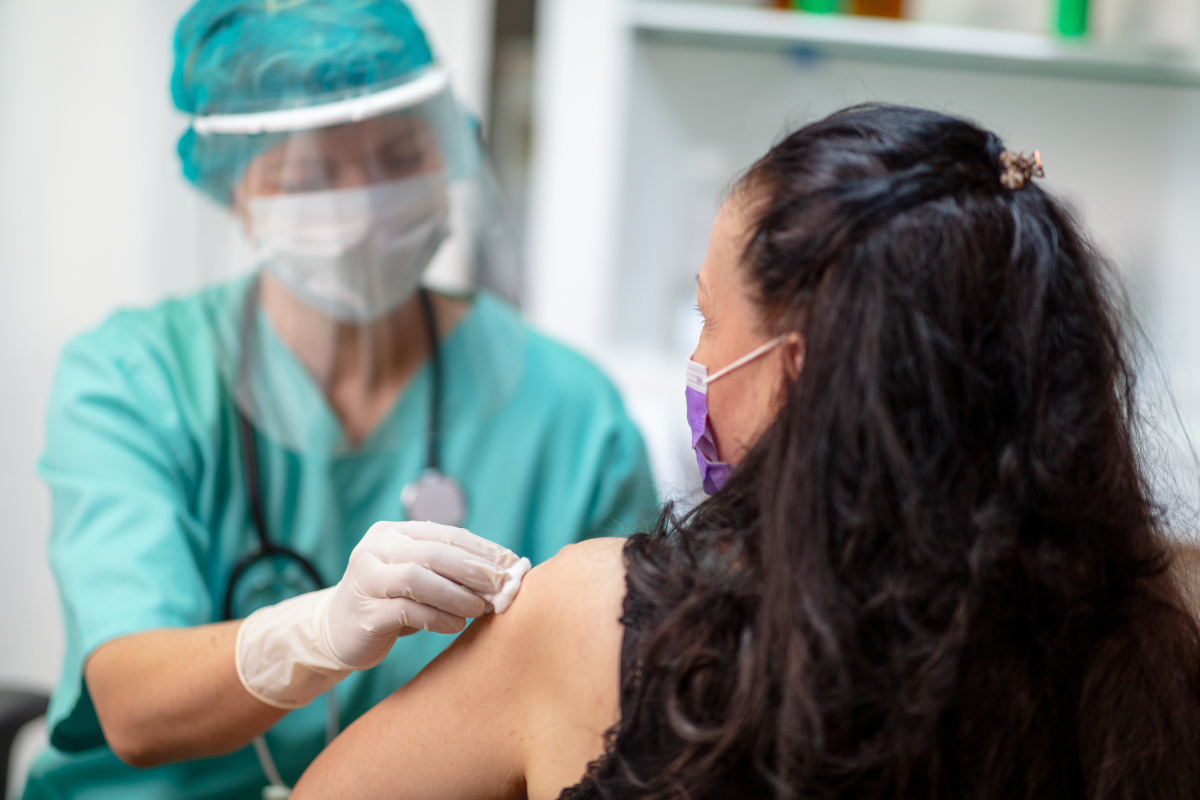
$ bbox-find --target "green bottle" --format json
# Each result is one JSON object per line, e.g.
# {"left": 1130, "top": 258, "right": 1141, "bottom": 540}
{"left": 1057, "top": 0, "right": 1088, "bottom": 36}
{"left": 792, "top": 0, "right": 841, "bottom": 13}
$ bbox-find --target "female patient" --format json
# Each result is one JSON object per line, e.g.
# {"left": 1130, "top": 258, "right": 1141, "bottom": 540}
{"left": 294, "top": 105, "right": 1200, "bottom": 799}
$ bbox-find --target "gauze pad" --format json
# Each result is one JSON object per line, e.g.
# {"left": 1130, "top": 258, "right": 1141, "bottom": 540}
{"left": 482, "top": 557, "right": 531, "bottom": 614}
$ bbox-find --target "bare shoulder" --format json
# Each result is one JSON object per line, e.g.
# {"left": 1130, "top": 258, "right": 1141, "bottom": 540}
{"left": 502, "top": 537, "right": 628, "bottom": 798}
{"left": 493, "top": 536, "right": 628, "bottom": 695}
{"left": 516, "top": 537, "right": 627, "bottom": 624}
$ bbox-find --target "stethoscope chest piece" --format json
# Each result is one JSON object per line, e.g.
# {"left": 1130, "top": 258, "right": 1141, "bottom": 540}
{"left": 401, "top": 468, "right": 467, "bottom": 527}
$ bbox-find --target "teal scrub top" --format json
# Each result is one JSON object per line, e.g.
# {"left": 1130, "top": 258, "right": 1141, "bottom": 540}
{"left": 23, "top": 278, "right": 658, "bottom": 800}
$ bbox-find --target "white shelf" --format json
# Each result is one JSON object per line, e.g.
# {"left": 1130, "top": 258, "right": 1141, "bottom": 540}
{"left": 630, "top": 1, "right": 1200, "bottom": 88}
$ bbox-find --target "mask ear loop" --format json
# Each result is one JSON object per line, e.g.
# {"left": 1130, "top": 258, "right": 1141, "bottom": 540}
{"left": 705, "top": 335, "right": 788, "bottom": 385}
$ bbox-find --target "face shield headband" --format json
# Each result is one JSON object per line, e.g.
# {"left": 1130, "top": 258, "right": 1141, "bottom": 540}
{"left": 191, "top": 66, "right": 452, "bottom": 136}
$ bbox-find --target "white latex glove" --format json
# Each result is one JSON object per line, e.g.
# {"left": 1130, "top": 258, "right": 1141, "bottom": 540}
{"left": 236, "top": 521, "right": 532, "bottom": 709}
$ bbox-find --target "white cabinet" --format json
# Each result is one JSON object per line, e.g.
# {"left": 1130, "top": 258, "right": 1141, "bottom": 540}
{"left": 528, "top": 0, "right": 1200, "bottom": 506}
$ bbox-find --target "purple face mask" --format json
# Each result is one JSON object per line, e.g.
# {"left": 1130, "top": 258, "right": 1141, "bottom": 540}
{"left": 686, "top": 336, "right": 787, "bottom": 494}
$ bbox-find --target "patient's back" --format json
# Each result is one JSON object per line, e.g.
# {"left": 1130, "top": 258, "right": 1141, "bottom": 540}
{"left": 555, "top": 530, "right": 1200, "bottom": 800}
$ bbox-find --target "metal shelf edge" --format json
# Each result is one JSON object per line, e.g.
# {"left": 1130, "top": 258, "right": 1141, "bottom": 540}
{"left": 629, "top": 1, "right": 1200, "bottom": 88}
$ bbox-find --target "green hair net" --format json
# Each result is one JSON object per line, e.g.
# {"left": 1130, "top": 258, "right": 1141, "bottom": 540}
{"left": 172, "top": 0, "right": 435, "bottom": 206}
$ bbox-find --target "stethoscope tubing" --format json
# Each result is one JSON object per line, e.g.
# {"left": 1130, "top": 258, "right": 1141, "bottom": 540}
{"left": 223, "top": 279, "right": 449, "bottom": 794}
{"left": 417, "top": 288, "right": 443, "bottom": 472}
{"left": 222, "top": 411, "right": 328, "bottom": 621}
{"left": 222, "top": 282, "right": 445, "bottom": 621}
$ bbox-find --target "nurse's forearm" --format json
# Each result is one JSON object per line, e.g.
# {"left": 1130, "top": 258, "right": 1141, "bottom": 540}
{"left": 85, "top": 621, "right": 288, "bottom": 768}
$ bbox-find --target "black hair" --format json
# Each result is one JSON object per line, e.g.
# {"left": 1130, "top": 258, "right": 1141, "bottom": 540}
{"left": 573, "top": 104, "right": 1200, "bottom": 800}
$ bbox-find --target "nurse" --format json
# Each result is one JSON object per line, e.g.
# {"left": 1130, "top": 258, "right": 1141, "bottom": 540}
{"left": 22, "top": 1, "right": 657, "bottom": 798}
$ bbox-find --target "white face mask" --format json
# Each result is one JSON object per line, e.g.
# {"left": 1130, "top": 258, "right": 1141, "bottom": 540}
{"left": 248, "top": 174, "right": 451, "bottom": 322}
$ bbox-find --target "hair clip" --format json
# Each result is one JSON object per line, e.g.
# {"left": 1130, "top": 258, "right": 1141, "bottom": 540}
{"left": 998, "top": 150, "right": 1044, "bottom": 190}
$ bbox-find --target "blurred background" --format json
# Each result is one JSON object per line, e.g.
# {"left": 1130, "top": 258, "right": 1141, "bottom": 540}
{"left": 5, "top": 0, "right": 1200, "bottom": 793}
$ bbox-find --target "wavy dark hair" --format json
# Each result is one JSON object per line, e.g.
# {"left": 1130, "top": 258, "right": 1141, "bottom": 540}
{"left": 580, "top": 105, "right": 1200, "bottom": 799}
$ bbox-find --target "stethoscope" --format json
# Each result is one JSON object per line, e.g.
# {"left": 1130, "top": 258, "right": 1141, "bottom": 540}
{"left": 224, "top": 279, "right": 468, "bottom": 798}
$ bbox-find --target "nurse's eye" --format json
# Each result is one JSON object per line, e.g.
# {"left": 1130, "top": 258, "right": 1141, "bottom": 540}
{"left": 377, "top": 139, "right": 427, "bottom": 178}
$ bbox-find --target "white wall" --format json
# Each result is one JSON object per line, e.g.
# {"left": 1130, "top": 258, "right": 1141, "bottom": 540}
{"left": 0, "top": 0, "right": 199, "bottom": 694}
{"left": 0, "top": 0, "right": 495, "bottom": 696}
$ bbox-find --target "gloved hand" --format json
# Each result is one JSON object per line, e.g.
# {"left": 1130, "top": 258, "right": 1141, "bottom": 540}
{"left": 323, "top": 520, "right": 531, "bottom": 666}
{"left": 236, "top": 521, "right": 532, "bottom": 709}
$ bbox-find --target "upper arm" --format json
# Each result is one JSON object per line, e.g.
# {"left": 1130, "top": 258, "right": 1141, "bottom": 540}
{"left": 46, "top": 330, "right": 205, "bottom": 623}
{"left": 43, "top": 329, "right": 210, "bottom": 751}
{"left": 292, "top": 537, "right": 628, "bottom": 800}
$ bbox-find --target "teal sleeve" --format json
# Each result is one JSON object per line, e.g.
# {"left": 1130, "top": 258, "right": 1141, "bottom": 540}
{"left": 510, "top": 348, "right": 660, "bottom": 566}
{"left": 582, "top": 409, "right": 659, "bottom": 540}
{"left": 40, "top": 323, "right": 210, "bottom": 752}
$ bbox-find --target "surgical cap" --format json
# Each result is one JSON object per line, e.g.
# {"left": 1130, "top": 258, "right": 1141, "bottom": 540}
{"left": 172, "top": 0, "right": 435, "bottom": 205}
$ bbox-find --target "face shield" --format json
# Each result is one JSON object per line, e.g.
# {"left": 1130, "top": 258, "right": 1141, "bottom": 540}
{"left": 187, "top": 66, "right": 520, "bottom": 457}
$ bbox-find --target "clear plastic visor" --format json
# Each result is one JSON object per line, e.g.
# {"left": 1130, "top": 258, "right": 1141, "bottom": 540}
{"left": 237, "top": 110, "right": 451, "bottom": 199}
{"left": 197, "top": 83, "right": 519, "bottom": 457}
